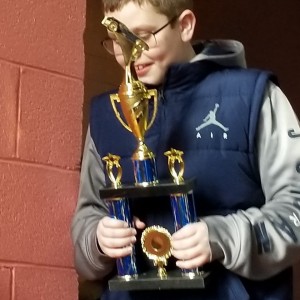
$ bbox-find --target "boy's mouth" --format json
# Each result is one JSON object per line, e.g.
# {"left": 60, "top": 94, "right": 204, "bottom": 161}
{"left": 135, "top": 63, "right": 151, "bottom": 76}
{"left": 135, "top": 64, "right": 148, "bottom": 71}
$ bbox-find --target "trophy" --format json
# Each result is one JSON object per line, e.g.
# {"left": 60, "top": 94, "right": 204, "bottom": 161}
{"left": 100, "top": 16, "right": 209, "bottom": 291}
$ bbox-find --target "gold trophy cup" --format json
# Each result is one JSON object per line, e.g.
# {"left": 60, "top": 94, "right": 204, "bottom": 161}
{"left": 102, "top": 16, "right": 158, "bottom": 185}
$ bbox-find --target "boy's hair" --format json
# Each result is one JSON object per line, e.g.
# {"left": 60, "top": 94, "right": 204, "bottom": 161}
{"left": 102, "top": 0, "right": 193, "bottom": 19}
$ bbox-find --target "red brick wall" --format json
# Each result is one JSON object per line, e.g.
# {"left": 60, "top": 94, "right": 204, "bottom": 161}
{"left": 0, "top": 0, "right": 85, "bottom": 299}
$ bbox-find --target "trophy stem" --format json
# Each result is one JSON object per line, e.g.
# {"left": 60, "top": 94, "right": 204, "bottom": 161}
{"left": 157, "top": 261, "right": 167, "bottom": 279}
{"left": 132, "top": 140, "right": 158, "bottom": 186}
{"left": 170, "top": 192, "right": 198, "bottom": 276}
{"left": 106, "top": 198, "right": 138, "bottom": 277}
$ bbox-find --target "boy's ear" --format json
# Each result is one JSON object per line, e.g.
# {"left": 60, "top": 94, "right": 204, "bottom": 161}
{"left": 178, "top": 9, "right": 196, "bottom": 42}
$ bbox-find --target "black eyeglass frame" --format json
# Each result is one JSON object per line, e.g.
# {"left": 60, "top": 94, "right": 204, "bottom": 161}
{"left": 151, "top": 14, "right": 178, "bottom": 37}
{"left": 101, "top": 15, "right": 178, "bottom": 55}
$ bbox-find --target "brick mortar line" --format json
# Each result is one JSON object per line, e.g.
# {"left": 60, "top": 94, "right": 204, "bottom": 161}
{"left": 0, "top": 56, "right": 83, "bottom": 82}
{"left": 0, "top": 261, "right": 75, "bottom": 272}
{"left": 15, "top": 67, "right": 22, "bottom": 158}
{"left": 11, "top": 268, "right": 15, "bottom": 300}
{"left": 0, "top": 158, "right": 81, "bottom": 173}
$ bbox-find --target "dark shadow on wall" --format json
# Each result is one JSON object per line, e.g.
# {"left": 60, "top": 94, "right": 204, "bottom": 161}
{"left": 83, "top": 0, "right": 121, "bottom": 150}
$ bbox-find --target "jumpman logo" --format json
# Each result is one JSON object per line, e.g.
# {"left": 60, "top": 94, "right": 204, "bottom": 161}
{"left": 196, "top": 104, "right": 229, "bottom": 139}
{"left": 288, "top": 129, "right": 300, "bottom": 138}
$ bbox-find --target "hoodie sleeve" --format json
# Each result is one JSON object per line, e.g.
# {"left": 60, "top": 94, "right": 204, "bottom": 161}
{"left": 71, "top": 127, "right": 115, "bottom": 280}
{"left": 203, "top": 82, "right": 300, "bottom": 280}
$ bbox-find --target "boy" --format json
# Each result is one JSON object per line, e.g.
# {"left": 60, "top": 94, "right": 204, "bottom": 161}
{"left": 72, "top": 0, "right": 300, "bottom": 299}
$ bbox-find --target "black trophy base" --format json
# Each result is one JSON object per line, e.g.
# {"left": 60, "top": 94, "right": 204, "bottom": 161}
{"left": 99, "top": 178, "right": 196, "bottom": 200}
{"left": 109, "top": 269, "right": 210, "bottom": 291}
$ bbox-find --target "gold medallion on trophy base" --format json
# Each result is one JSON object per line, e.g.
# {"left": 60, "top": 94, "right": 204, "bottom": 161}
{"left": 141, "top": 226, "right": 172, "bottom": 279}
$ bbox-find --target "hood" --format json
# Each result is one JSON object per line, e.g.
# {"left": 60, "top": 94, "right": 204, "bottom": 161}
{"left": 191, "top": 40, "right": 247, "bottom": 68}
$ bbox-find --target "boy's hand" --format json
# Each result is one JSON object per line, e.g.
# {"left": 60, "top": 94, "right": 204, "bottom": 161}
{"left": 96, "top": 216, "right": 145, "bottom": 258}
{"left": 171, "top": 221, "right": 212, "bottom": 269}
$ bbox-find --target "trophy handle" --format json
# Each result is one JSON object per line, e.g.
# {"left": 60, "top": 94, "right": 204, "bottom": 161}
{"left": 110, "top": 93, "right": 132, "bottom": 133}
{"left": 145, "top": 89, "right": 158, "bottom": 131}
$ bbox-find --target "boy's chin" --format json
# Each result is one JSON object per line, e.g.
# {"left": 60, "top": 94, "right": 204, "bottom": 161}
{"left": 138, "top": 75, "right": 164, "bottom": 87}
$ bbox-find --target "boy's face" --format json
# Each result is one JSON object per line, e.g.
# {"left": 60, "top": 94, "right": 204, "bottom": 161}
{"left": 104, "top": 2, "right": 195, "bottom": 85}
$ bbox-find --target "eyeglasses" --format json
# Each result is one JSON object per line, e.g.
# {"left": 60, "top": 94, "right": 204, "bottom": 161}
{"left": 101, "top": 15, "right": 178, "bottom": 55}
